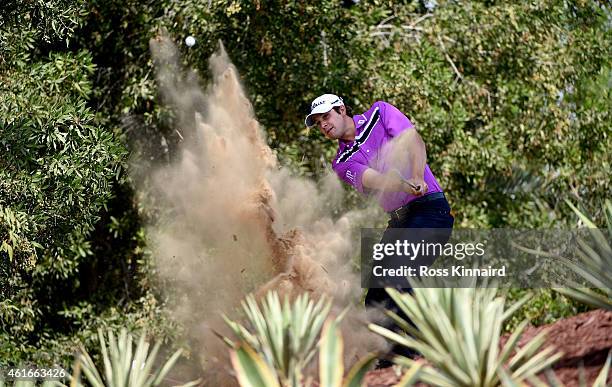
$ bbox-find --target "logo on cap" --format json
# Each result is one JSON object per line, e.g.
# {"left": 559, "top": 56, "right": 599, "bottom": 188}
{"left": 312, "top": 100, "right": 326, "bottom": 109}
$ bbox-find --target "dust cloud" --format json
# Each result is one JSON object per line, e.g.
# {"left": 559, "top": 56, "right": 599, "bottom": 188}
{"left": 145, "top": 36, "right": 387, "bottom": 382}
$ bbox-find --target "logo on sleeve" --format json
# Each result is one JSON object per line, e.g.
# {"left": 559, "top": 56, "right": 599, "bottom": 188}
{"left": 346, "top": 170, "right": 356, "bottom": 183}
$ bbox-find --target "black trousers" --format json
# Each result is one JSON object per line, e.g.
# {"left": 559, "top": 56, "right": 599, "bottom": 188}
{"left": 364, "top": 195, "right": 454, "bottom": 356}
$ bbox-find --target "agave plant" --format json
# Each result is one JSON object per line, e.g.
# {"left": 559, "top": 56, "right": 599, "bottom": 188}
{"left": 499, "top": 350, "right": 611, "bottom": 387}
{"left": 554, "top": 200, "right": 612, "bottom": 309}
{"left": 0, "top": 381, "right": 61, "bottom": 387}
{"left": 514, "top": 200, "right": 612, "bottom": 309}
{"left": 71, "top": 328, "right": 197, "bottom": 387}
{"left": 230, "top": 318, "right": 420, "bottom": 387}
{"left": 369, "top": 287, "right": 562, "bottom": 387}
{"left": 541, "top": 350, "right": 611, "bottom": 387}
{"left": 223, "top": 291, "right": 335, "bottom": 387}
{"left": 0, "top": 329, "right": 196, "bottom": 387}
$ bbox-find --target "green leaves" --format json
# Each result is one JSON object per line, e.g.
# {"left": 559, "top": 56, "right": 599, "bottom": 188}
{"left": 224, "top": 291, "right": 333, "bottom": 386}
{"left": 73, "top": 328, "right": 196, "bottom": 387}
{"left": 319, "top": 320, "right": 342, "bottom": 387}
{"left": 347, "top": 1, "right": 611, "bottom": 228}
{"left": 229, "top": 308, "right": 377, "bottom": 387}
{"left": 370, "top": 287, "right": 562, "bottom": 386}
{"left": 1, "top": 17, "right": 127, "bottom": 363}
{"left": 0, "top": 50, "right": 123, "bottom": 258}
{"left": 554, "top": 200, "right": 612, "bottom": 309}
{"left": 231, "top": 344, "right": 281, "bottom": 387}
{"left": 319, "top": 319, "right": 378, "bottom": 387}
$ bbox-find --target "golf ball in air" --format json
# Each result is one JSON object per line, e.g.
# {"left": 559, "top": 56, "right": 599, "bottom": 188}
{"left": 185, "top": 36, "right": 196, "bottom": 47}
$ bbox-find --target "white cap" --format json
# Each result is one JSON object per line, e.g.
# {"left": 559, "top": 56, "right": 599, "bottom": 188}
{"left": 304, "top": 94, "right": 344, "bottom": 127}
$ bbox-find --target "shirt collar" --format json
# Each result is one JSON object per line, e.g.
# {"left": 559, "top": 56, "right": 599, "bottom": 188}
{"left": 338, "top": 114, "right": 367, "bottom": 148}
{"left": 354, "top": 114, "right": 368, "bottom": 129}
{"left": 338, "top": 138, "right": 350, "bottom": 149}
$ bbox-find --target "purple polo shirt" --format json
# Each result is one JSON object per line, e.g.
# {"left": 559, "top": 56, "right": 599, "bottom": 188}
{"left": 332, "top": 101, "right": 443, "bottom": 212}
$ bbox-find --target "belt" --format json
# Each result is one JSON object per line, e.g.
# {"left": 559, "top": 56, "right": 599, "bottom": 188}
{"left": 388, "top": 192, "right": 446, "bottom": 221}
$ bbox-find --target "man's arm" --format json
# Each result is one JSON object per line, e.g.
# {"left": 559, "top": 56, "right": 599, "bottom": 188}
{"left": 404, "top": 130, "right": 428, "bottom": 194}
{"left": 362, "top": 130, "right": 428, "bottom": 196}
{"left": 362, "top": 168, "right": 427, "bottom": 195}
{"left": 362, "top": 168, "right": 406, "bottom": 192}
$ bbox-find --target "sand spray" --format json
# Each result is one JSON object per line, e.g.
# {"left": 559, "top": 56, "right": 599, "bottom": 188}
{"left": 144, "top": 36, "right": 388, "bottom": 383}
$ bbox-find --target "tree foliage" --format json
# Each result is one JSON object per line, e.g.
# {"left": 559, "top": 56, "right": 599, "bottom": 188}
{"left": 1, "top": 1, "right": 130, "bottom": 365}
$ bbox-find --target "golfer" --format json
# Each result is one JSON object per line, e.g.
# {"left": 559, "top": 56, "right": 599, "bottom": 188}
{"left": 305, "top": 94, "right": 454, "bottom": 360}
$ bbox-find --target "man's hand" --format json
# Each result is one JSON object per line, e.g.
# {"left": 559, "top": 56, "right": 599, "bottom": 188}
{"left": 391, "top": 169, "right": 428, "bottom": 196}
{"left": 404, "top": 177, "right": 428, "bottom": 196}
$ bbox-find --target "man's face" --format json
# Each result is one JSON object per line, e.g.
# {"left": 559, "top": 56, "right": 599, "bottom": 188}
{"left": 312, "top": 107, "right": 347, "bottom": 140}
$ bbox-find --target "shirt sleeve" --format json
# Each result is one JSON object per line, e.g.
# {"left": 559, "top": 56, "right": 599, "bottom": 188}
{"left": 333, "top": 159, "right": 369, "bottom": 194}
{"left": 380, "top": 101, "right": 415, "bottom": 137}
